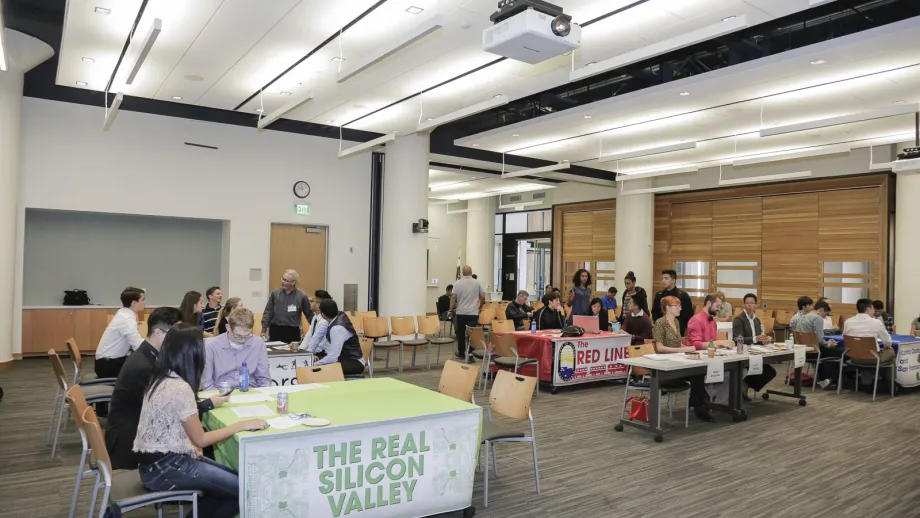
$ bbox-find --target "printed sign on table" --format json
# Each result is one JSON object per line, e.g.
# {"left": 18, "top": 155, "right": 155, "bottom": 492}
{"left": 748, "top": 355, "right": 763, "bottom": 376}
{"left": 553, "top": 336, "right": 630, "bottom": 386}
{"left": 704, "top": 359, "right": 724, "bottom": 384}
{"left": 896, "top": 341, "right": 920, "bottom": 388}
{"left": 793, "top": 347, "right": 806, "bottom": 368}
{"left": 268, "top": 353, "right": 314, "bottom": 386}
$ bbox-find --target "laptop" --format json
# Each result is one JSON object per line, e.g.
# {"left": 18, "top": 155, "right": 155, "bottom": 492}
{"left": 572, "top": 315, "right": 601, "bottom": 334}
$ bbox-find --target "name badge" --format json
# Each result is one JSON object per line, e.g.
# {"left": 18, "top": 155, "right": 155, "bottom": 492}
{"left": 704, "top": 359, "right": 724, "bottom": 384}
{"left": 287, "top": 304, "right": 297, "bottom": 313}
{"left": 748, "top": 355, "right": 763, "bottom": 376}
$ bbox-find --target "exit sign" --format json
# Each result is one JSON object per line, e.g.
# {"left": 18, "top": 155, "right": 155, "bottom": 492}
{"left": 294, "top": 203, "right": 311, "bottom": 216}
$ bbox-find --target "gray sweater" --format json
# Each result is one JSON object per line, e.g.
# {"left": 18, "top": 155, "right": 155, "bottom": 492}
{"left": 261, "top": 287, "right": 311, "bottom": 331}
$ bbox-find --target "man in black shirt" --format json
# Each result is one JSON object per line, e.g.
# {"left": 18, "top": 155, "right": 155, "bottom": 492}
{"left": 651, "top": 269, "right": 694, "bottom": 334}
{"left": 535, "top": 293, "right": 565, "bottom": 330}
{"left": 105, "top": 307, "right": 228, "bottom": 469}
{"left": 506, "top": 290, "right": 534, "bottom": 330}
{"left": 436, "top": 285, "right": 453, "bottom": 318}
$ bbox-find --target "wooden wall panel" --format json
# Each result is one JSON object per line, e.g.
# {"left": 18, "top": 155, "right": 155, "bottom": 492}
{"left": 762, "top": 193, "right": 819, "bottom": 251}
{"left": 712, "top": 198, "right": 762, "bottom": 260}
{"left": 552, "top": 200, "right": 616, "bottom": 292}
{"left": 670, "top": 201, "right": 712, "bottom": 260}
{"left": 654, "top": 200, "right": 671, "bottom": 280}
{"left": 591, "top": 210, "right": 615, "bottom": 261}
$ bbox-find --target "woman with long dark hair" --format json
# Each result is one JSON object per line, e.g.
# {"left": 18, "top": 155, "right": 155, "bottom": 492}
{"left": 178, "top": 291, "right": 205, "bottom": 328}
{"left": 621, "top": 271, "right": 649, "bottom": 319}
{"left": 212, "top": 297, "right": 243, "bottom": 336}
{"left": 585, "top": 297, "right": 610, "bottom": 331}
{"left": 567, "top": 268, "right": 592, "bottom": 324}
{"left": 133, "top": 324, "right": 267, "bottom": 518}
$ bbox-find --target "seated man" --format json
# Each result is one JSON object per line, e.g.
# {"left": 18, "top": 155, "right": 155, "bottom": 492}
{"left": 686, "top": 294, "right": 735, "bottom": 350}
{"left": 105, "top": 308, "right": 228, "bottom": 469}
{"left": 788, "top": 295, "right": 814, "bottom": 331}
{"left": 621, "top": 295, "right": 652, "bottom": 345}
{"left": 505, "top": 290, "right": 534, "bottom": 330}
{"left": 201, "top": 308, "right": 271, "bottom": 390}
{"left": 794, "top": 300, "right": 841, "bottom": 389}
{"left": 731, "top": 293, "right": 777, "bottom": 398}
{"left": 844, "top": 298, "right": 894, "bottom": 365}
{"left": 534, "top": 293, "right": 565, "bottom": 330}
{"left": 305, "top": 299, "right": 366, "bottom": 376}
{"left": 436, "top": 285, "right": 453, "bottom": 319}
{"left": 600, "top": 287, "right": 618, "bottom": 312}
{"left": 299, "top": 290, "right": 332, "bottom": 351}
{"left": 95, "top": 287, "right": 147, "bottom": 379}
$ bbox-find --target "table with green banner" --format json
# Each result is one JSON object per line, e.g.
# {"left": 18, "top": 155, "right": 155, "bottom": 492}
{"left": 202, "top": 378, "right": 482, "bottom": 518}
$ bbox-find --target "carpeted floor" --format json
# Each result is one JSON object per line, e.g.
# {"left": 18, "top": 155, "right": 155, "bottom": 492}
{"left": 1, "top": 355, "right": 918, "bottom": 518}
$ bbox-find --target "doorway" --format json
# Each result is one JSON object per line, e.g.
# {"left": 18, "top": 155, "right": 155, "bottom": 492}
{"left": 269, "top": 224, "right": 328, "bottom": 295}
{"left": 501, "top": 234, "right": 551, "bottom": 301}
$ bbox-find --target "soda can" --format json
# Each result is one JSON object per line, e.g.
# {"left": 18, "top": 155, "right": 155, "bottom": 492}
{"left": 218, "top": 381, "right": 231, "bottom": 396}
{"left": 277, "top": 393, "right": 289, "bottom": 415}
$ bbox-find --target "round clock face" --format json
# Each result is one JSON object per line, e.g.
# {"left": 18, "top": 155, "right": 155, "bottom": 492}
{"left": 293, "top": 181, "right": 311, "bottom": 198}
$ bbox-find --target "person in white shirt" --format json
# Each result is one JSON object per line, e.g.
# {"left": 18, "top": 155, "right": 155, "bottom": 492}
{"left": 95, "top": 287, "right": 146, "bottom": 379}
{"left": 298, "top": 290, "right": 332, "bottom": 351}
{"left": 843, "top": 298, "right": 894, "bottom": 364}
{"left": 305, "top": 299, "right": 366, "bottom": 375}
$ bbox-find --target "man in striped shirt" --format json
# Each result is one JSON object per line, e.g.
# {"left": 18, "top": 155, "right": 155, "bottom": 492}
{"left": 201, "top": 286, "right": 222, "bottom": 333}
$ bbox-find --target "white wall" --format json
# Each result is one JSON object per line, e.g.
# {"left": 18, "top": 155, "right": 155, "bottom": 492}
{"left": 16, "top": 98, "right": 371, "bottom": 353}
{"left": 426, "top": 203, "right": 467, "bottom": 312}
{"left": 894, "top": 171, "right": 920, "bottom": 334}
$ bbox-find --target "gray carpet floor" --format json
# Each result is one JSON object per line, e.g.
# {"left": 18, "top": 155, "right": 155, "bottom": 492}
{"left": 1, "top": 355, "right": 918, "bottom": 518}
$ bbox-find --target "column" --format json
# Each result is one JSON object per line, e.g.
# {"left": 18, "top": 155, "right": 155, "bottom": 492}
{"left": 0, "top": 30, "right": 54, "bottom": 368}
{"left": 615, "top": 191, "right": 655, "bottom": 300}
{"left": 894, "top": 162, "right": 920, "bottom": 334}
{"left": 465, "top": 197, "right": 495, "bottom": 292}
{"left": 380, "top": 133, "right": 429, "bottom": 318}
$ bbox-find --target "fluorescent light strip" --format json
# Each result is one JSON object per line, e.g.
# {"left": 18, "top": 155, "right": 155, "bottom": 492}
{"left": 719, "top": 171, "right": 812, "bottom": 186}
{"left": 418, "top": 96, "right": 508, "bottom": 133}
{"left": 498, "top": 200, "right": 544, "bottom": 210}
{"left": 257, "top": 93, "right": 315, "bottom": 130}
{"left": 501, "top": 162, "right": 570, "bottom": 180}
{"left": 428, "top": 199, "right": 460, "bottom": 206}
{"left": 337, "top": 15, "right": 444, "bottom": 83}
{"left": 732, "top": 144, "right": 850, "bottom": 167}
{"left": 759, "top": 103, "right": 919, "bottom": 137}
{"left": 102, "top": 92, "right": 124, "bottom": 131}
{"left": 124, "top": 18, "right": 162, "bottom": 85}
{"left": 0, "top": 7, "right": 8, "bottom": 71}
{"left": 338, "top": 133, "right": 397, "bottom": 159}
{"left": 571, "top": 15, "right": 748, "bottom": 82}
{"left": 619, "top": 165, "right": 699, "bottom": 180}
{"left": 598, "top": 142, "right": 697, "bottom": 163}
{"left": 621, "top": 184, "right": 691, "bottom": 196}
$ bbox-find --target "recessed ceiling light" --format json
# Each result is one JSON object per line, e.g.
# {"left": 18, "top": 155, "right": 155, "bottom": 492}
{"left": 586, "top": 62, "right": 597, "bottom": 66}
{"left": 584, "top": 115, "right": 592, "bottom": 119}
{"left": 172, "top": 96, "right": 182, "bottom": 100}
{"left": 470, "top": 176, "right": 476, "bottom": 179}
{"left": 331, "top": 57, "right": 345, "bottom": 63}
{"left": 326, "top": 119, "right": 335, "bottom": 124}
{"left": 94, "top": 7, "right": 111, "bottom": 14}
{"left": 184, "top": 74, "right": 204, "bottom": 82}
{"left": 406, "top": 6, "right": 424, "bottom": 14}
{"left": 562, "top": 159, "right": 570, "bottom": 162}
{"left": 722, "top": 15, "right": 736, "bottom": 21}
{"left": 680, "top": 92, "right": 690, "bottom": 96}
{"left": 512, "top": 134, "right": 520, "bottom": 137}
{"left": 893, "top": 100, "right": 906, "bottom": 104}
{"left": 82, "top": 57, "right": 95, "bottom": 63}
{"left": 280, "top": 91, "right": 292, "bottom": 96}
{"left": 472, "top": 144, "right": 480, "bottom": 147}
{"left": 494, "top": 94, "right": 503, "bottom": 98}
{"left": 426, "top": 117, "right": 434, "bottom": 121}
{"left": 392, "top": 130, "right": 399, "bottom": 134}
{"left": 810, "top": 59, "right": 826, "bottom": 65}
{"left": 76, "top": 81, "right": 88, "bottom": 86}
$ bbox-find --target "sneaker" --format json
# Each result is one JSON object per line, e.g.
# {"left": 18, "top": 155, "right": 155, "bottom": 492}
{"left": 818, "top": 379, "right": 831, "bottom": 389}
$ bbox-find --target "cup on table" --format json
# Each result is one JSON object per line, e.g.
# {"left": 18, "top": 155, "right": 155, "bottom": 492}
{"left": 218, "top": 381, "right": 232, "bottom": 395}
{"left": 785, "top": 338, "right": 794, "bottom": 348}
{"left": 289, "top": 342, "right": 299, "bottom": 351}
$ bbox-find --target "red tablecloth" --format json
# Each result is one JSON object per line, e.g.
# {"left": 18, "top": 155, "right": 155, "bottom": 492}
{"left": 508, "top": 331, "right": 623, "bottom": 383}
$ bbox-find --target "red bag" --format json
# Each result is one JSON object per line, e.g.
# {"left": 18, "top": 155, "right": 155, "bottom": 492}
{"left": 626, "top": 396, "right": 650, "bottom": 422}
{"left": 787, "top": 371, "right": 813, "bottom": 385}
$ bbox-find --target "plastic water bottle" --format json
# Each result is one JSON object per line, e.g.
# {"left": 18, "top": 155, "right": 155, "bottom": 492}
{"left": 530, "top": 319, "right": 537, "bottom": 334}
{"left": 239, "top": 362, "right": 250, "bottom": 392}
{"left": 734, "top": 335, "right": 744, "bottom": 354}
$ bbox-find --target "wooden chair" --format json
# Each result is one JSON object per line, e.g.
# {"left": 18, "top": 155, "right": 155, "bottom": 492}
{"left": 65, "top": 338, "right": 117, "bottom": 387}
{"left": 417, "top": 315, "right": 454, "bottom": 366}
{"left": 478, "top": 308, "right": 495, "bottom": 327}
{"left": 493, "top": 303, "right": 507, "bottom": 321}
{"left": 607, "top": 309, "right": 617, "bottom": 326}
{"left": 105, "top": 313, "right": 115, "bottom": 325}
{"left": 481, "top": 371, "right": 540, "bottom": 508}
{"left": 252, "top": 312, "right": 263, "bottom": 333}
{"left": 296, "top": 363, "right": 345, "bottom": 384}
{"left": 761, "top": 317, "right": 775, "bottom": 339}
{"left": 837, "top": 335, "right": 895, "bottom": 401}
{"left": 466, "top": 327, "right": 494, "bottom": 391}
{"left": 47, "top": 349, "right": 113, "bottom": 457}
{"left": 717, "top": 331, "right": 729, "bottom": 341}
{"left": 733, "top": 307, "right": 744, "bottom": 317}
{"left": 82, "top": 407, "right": 201, "bottom": 518}
{"left": 616, "top": 343, "right": 690, "bottom": 431}
{"left": 359, "top": 337, "right": 374, "bottom": 378}
{"left": 531, "top": 301, "right": 544, "bottom": 311}
{"left": 774, "top": 310, "right": 791, "bottom": 326}
{"left": 364, "top": 317, "right": 403, "bottom": 373}
{"left": 489, "top": 333, "right": 539, "bottom": 395}
{"left": 491, "top": 320, "right": 515, "bottom": 333}
{"left": 348, "top": 314, "right": 363, "bottom": 335}
{"left": 391, "top": 316, "right": 432, "bottom": 369}
{"left": 66, "top": 386, "right": 94, "bottom": 518}
{"left": 438, "top": 360, "right": 480, "bottom": 403}
{"left": 837, "top": 314, "right": 846, "bottom": 330}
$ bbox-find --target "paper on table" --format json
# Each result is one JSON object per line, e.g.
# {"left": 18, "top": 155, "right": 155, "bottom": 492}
{"left": 265, "top": 341, "right": 288, "bottom": 347}
{"left": 258, "top": 383, "right": 327, "bottom": 395}
{"left": 793, "top": 347, "right": 806, "bottom": 368}
{"left": 232, "top": 405, "right": 275, "bottom": 418}
{"left": 643, "top": 354, "right": 679, "bottom": 361}
{"left": 228, "top": 394, "right": 272, "bottom": 404}
{"left": 266, "top": 416, "right": 303, "bottom": 430}
{"left": 748, "top": 355, "right": 764, "bottom": 376}
{"left": 272, "top": 346, "right": 294, "bottom": 351}
{"left": 750, "top": 345, "right": 776, "bottom": 353}
{"left": 704, "top": 359, "right": 724, "bottom": 383}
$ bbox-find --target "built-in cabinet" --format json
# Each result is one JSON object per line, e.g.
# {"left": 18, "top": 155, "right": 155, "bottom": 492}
{"left": 21, "top": 308, "right": 121, "bottom": 356}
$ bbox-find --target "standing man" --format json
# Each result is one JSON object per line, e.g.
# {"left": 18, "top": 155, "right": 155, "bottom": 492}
{"left": 201, "top": 286, "right": 222, "bottom": 334}
{"left": 506, "top": 290, "right": 534, "bottom": 330}
{"left": 451, "top": 265, "right": 484, "bottom": 359}
{"left": 95, "top": 287, "right": 146, "bottom": 379}
{"left": 651, "top": 270, "right": 694, "bottom": 334}
{"left": 261, "top": 269, "right": 311, "bottom": 344}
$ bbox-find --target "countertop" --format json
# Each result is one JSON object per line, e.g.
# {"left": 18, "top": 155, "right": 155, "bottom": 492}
{"left": 23, "top": 305, "right": 164, "bottom": 310}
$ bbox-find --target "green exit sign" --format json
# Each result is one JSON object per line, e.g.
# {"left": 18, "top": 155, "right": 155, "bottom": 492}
{"left": 294, "top": 203, "right": 311, "bottom": 216}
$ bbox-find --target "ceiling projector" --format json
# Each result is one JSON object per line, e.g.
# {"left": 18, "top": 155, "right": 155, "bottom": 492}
{"left": 483, "top": 0, "right": 582, "bottom": 64}
{"left": 893, "top": 146, "right": 920, "bottom": 174}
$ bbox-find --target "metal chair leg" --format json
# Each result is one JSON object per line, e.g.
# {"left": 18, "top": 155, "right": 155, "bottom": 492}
{"left": 837, "top": 359, "right": 845, "bottom": 395}
{"left": 890, "top": 364, "right": 896, "bottom": 398}
{"left": 535, "top": 360, "right": 540, "bottom": 395}
{"left": 88, "top": 473, "right": 101, "bottom": 518}
{"left": 70, "top": 448, "right": 88, "bottom": 518}
{"left": 483, "top": 440, "right": 490, "bottom": 508}
{"left": 531, "top": 425, "right": 541, "bottom": 494}
{"left": 52, "top": 395, "right": 67, "bottom": 457}
{"left": 618, "top": 368, "right": 633, "bottom": 421}
{"left": 384, "top": 349, "right": 390, "bottom": 370}
{"left": 426, "top": 342, "right": 431, "bottom": 370}
{"left": 398, "top": 345, "right": 404, "bottom": 373}
{"left": 872, "top": 363, "right": 880, "bottom": 402}
{"left": 48, "top": 386, "right": 61, "bottom": 445}
{"left": 684, "top": 387, "right": 690, "bottom": 429}
{"left": 812, "top": 350, "right": 822, "bottom": 392}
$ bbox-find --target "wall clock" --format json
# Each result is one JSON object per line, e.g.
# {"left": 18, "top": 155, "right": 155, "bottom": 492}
{"left": 293, "top": 181, "right": 311, "bottom": 198}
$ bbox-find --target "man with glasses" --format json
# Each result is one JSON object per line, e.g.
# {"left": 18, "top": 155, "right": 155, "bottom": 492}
{"left": 202, "top": 307, "right": 271, "bottom": 391}
{"left": 261, "top": 269, "right": 312, "bottom": 344}
{"left": 299, "top": 290, "right": 332, "bottom": 351}
{"left": 105, "top": 307, "right": 230, "bottom": 469}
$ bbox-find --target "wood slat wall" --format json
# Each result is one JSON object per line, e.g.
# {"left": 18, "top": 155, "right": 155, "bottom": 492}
{"left": 552, "top": 200, "right": 616, "bottom": 298}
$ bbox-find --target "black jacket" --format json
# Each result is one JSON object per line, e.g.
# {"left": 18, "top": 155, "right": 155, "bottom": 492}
{"left": 436, "top": 294, "right": 451, "bottom": 316}
{"left": 535, "top": 307, "right": 565, "bottom": 330}
{"left": 732, "top": 313, "right": 764, "bottom": 345}
{"left": 621, "top": 286, "right": 650, "bottom": 317}
{"left": 105, "top": 342, "right": 214, "bottom": 470}
{"left": 506, "top": 301, "right": 534, "bottom": 330}
{"left": 651, "top": 287, "right": 694, "bottom": 334}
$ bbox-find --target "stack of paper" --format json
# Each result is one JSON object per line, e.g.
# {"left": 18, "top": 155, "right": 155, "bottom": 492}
{"left": 228, "top": 393, "right": 273, "bottom": 404}
{"left": 231, "top": 405, "right": 275, "bottom": 418}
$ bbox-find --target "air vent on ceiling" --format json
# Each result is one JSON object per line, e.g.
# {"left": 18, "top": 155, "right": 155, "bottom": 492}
{"left": 509, "top": 195, "right": 523, "bottom": 202}
{"left": 532, "top": 192, "right": 546, "bottom": 199}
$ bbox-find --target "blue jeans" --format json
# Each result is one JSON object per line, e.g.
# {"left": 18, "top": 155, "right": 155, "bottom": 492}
{"left": 138, "top": 453, "right": 239, "bottom": 518}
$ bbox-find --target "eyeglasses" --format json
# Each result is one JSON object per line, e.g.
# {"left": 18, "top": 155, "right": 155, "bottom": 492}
{"left": 281, "top": 277, "right": 295, "bottom": 283}
{"left": 231, "top": 331, "right": 253, "bottom": 342}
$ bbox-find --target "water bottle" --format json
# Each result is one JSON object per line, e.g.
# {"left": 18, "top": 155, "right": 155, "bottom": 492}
{"left": 239, "top": 361, "right": 250, "bottom": 392}
{"left": 734, "top": 335, "right": 744, "bottom": 354}
{"left": 530, "top": 319, "right": 537, "bottom": 334}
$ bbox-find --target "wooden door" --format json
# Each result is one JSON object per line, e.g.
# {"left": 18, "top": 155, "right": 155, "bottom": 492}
{"left": 30, "top": 309, "right": 75, "bottom": 356}
{"left": 270, "top": 224, "right": 328, "bottom": 297}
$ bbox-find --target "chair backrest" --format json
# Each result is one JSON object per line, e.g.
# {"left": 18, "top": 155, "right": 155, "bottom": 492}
{"left": 358, "top": 337, "right": 374, "bottom": 363}
{"left": 363, "top": 317, "right": 390, "bottom": 339}
{"left": 491, "top": 320, "right": 515, "bottom": 333}
{"left": 390, "top": 316, "right": 417, "bottom": 336}
{"left": 489, "top": 370, "right": 536, "bottom": 420}
{"left": 438, "top": 360, "right": 480, "bottom": 402}
{"left": 607, "top": 309, "right": 617, "bottom": 325}
{"left": 761, "top": 317, "right": 775, "bottom": 335}
{"left": 775, "top": 310, "right": 791, "bottom": 326}
{"left": 793, "top": 331, "right": 818, "bottom": 347}
{"left": 416, "top": 315, "right": 441, "bottom": 335}
{"left": 356, "top": 311, "right": 378, "bottom": 321}
{"left": 717, "top": 331, "right": 729, "bottom": 341}
{"left": 467, "top": 327, "right": 488, "bottom": 352}
{"left": 302, "top": 313, "right": 310, "bottom": 331}
{"left": 348, "top": 314, "right": 363, "bottom": 334}
{"left": 478, "top": 310, "right": 494, "bottom": 326}
{"left": 48, "top": 349, "right": 69, "bottom": 391}
{"left": 626, "top": 343, "right": 656, "bottom": 377}
{"left": 489, "top": 332, "right": 517, "bottom": 358}
{"left": 837, "top": 314, "right": 846, "bottom": 330}
{"left": 296, "top": 363, "right": 345, "bottom": 384}
{"left": 137, "top": 321, "right": 148, "bottom": 338}
{"left": 733, "top": 307, "right": 744, "bottom": 317}
{"left": 65, "top": 338, "right": 84, "bottom": 371}
{"left": 66, "top": 385, "right": 91, "bottom": 433}
{"left": 531, "top": 301, "right": 544, "bottom": 311}
{"left": 843, "top": 335, "right": 879, "bottom": 360}
{"left": 493, "top": 304, "right": 505, "bottom": 321}
{"left": 82, "top": 407, "right": 113, "bottom": 479}
{"left": 522, "top": 319, "right": 531, "bottom": 330}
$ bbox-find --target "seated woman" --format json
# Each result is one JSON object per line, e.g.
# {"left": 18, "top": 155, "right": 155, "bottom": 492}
{"left": 652, "top": 296, "right": 713, "bottom": 422}
{"left": 134, "top": 324, "right": 267, "bottom": 518}
{"left": 621, "top": 295, "right": 652, "bottom": 345}
{"left": 534, "top": 293, "right": 566, "bottom": 330}
{"left": 585, "top": 297, "right": 610, "bottom": 331}
{"left": 305, "top": 299, "right": 366, "bottom": 376}
{"left": 212, "top": 297, "right": 242, "bottom": 336}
